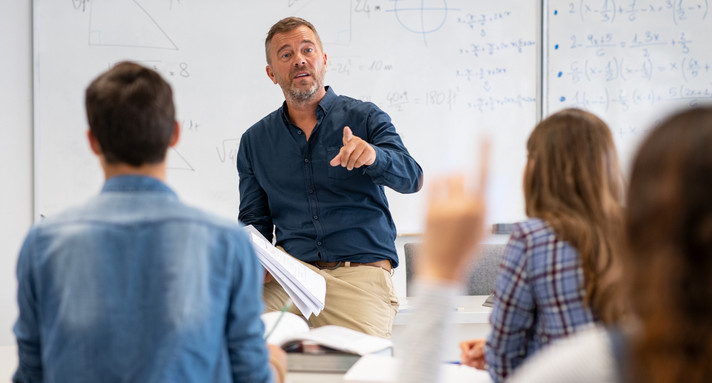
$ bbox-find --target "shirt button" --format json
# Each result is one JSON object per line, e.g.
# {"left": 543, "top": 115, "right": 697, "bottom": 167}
{"left": 304, "top": 158, "right": 309, "bottom": 163}
{"left": 317, "top": 241, "right": 322, "bottom": 246}
{"left": 309, "top": 189, "right": 314, "bottom": 194}
{"left": 297, "top": 130, "right": 302, "bottom": 135}
{"left": 313, "top": 215, "right": 319, "bottom": 220}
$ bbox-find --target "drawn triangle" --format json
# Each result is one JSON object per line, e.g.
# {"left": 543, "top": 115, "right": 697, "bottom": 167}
{"left": 88, "top": 0, "right": 178, "bottom": 50}
{"left": 167, "top": 148, "right": 194, "bottom": 171}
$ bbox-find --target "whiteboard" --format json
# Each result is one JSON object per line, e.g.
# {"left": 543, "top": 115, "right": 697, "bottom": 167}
{"left": 544, "top": 0, "right": 712, "bottom": 173}
{"left": 33, "top": 0, "right": 540, "bottom": 233}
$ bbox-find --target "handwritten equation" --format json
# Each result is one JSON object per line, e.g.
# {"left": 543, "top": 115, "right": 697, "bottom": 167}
{"left": 561, "top": 55, "right": 711, "bottom": 83}
{"left": 459, "top": 39, "right": 536, "bottom": 57}
{"left": 561, "top": 0, "right": 709, "bottom": 24}
{"left": 457, "top": 11, "right": 513, "bottom": 37}
{"left": 382, "top": 88, "right": 460, "bottom": 112}
{"left": 137, "top": 60, "right": 191, "bottom": 78}
{"left": 548, "top": 0, "right": 712, "bottom": 141}
{"left": 216, "top": 138, "right": 240, "bottom": 165}
{"left": 562, "top": 84, "right": 712, "bottom": 115}
{"left": 565, "top": 30, "right": 692, "bottom": 55}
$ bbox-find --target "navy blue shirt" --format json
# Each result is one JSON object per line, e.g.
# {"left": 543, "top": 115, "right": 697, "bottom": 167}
{"left": 237, "top": 87, "right": 422, "bottom": 267}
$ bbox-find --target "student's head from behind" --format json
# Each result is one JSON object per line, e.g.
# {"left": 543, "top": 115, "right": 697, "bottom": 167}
{"left": 624, "top": 106, "right": 712, "bottom": 383}
{"left": 524, "top": 108, "right": 624, "bottom": 319}
{"left": 85, "top": 61, "right": 176, "bottom": 167}
{"left": 524, "top": 108, "right": 622, "bottom": 218}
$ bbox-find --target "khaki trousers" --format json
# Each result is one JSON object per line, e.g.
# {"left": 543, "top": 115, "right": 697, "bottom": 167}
{"left": 263, "top": 257, "right": 399, "bottom": 338}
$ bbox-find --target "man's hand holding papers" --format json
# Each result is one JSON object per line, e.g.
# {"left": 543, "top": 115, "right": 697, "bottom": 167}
{"left": 244, "top": 225, "right": 326, "bottom": 318}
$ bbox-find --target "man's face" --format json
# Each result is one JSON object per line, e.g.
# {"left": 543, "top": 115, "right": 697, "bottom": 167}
{"left": 266, "top": 25, "right": 327, "bottom": 103}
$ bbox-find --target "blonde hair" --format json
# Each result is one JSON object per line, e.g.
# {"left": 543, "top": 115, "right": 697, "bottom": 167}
{"left": 524, "top": 108, "right": 624, "bottom": 321}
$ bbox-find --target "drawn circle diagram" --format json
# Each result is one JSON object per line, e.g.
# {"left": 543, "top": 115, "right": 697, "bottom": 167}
{"left": 392, "top": 0, "right": 452, "bottom": 43}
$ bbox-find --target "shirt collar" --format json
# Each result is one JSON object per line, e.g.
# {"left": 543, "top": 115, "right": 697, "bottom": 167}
{"left": 101, "top": 175, "right": 177, "bottom": 197}
{"left": 318, "top": 86, "right": 337, "bottom": 113}
{"left": 280, "top": 86, "right": 336, "bottom": 123}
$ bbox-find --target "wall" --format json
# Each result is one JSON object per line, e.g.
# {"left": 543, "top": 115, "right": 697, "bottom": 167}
{"left": 0, "top": 0, "right": 32, "bottom": 378}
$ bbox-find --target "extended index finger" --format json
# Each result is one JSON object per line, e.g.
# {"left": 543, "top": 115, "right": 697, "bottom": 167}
{"left": 342, "top": 126, "right": 353, "bottom": 143}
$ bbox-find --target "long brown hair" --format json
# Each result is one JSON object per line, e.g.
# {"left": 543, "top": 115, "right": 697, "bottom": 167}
{"left": 625, "top": 107, "right": 712, "bottom": 383}
{"left": 524, "top": 108, "right": 624, "bottom": 321}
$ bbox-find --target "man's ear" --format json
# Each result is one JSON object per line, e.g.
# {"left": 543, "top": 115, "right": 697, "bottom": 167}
{"left": 323, "top": 52, "right": 328, "bottom": 70}
{"left": 266, "top": 65, "right": 278, "bottom": 84}
{"left": 87, "top": 130, "right": 102, "bottom": 155}
{"left": 169, "top": 121, "right": 180, "bottom": 148}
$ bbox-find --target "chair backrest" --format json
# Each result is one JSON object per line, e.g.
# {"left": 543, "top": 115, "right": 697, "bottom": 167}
{"left": 404, "top": 242, "right": 507, "bottom": 296}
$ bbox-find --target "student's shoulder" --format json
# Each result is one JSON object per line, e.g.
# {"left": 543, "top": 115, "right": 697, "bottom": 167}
{"left": 173, "top": 203, "right": 245, "bottom": 237}
{"left": 29, "top": 200, "right": 102, "bottom": 233}
{"left": 511, "top": 218, "right": 555, "bottom": 241}
{"left": 507, "top": 325, "right": 618, "bottom": 383}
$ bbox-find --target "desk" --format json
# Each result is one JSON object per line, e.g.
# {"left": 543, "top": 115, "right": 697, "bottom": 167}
{"left": 392, "top": 295, "right": 492, "bottom": 362}
{"left": 286, "top": 371, "right": 344, "bottom": 383}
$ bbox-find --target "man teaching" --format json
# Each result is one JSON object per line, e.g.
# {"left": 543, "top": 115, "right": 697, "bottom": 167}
{"left": 237, "top": 17, "right": 423, "bottom": 338}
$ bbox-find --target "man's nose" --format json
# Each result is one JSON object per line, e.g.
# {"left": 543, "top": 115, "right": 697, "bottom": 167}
{"left": 293, "top": 53, "right": 306, "bottom": 66}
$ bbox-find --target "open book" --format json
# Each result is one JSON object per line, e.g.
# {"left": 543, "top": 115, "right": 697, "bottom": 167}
{"left": 263, "top": 311, "right": 393, "bottom": 372}
{"left": 244, "top": 225, "right": 326, "bottom": 318}
{"left": 343, "top": 354, "right": 492, "bottom": 383}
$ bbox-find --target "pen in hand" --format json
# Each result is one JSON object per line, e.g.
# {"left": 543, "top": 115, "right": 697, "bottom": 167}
{"left": 264, "top": 298, "right": 293, "bottom": 341}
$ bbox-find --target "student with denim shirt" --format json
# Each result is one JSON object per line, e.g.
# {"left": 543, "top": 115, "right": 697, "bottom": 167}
{"left": 13, "top": 62, "right": 286, "bottom": 383}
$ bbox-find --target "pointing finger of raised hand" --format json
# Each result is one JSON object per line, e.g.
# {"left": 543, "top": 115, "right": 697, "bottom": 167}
{"left": 342, "top": 126, "right": 353, "bottom": 144}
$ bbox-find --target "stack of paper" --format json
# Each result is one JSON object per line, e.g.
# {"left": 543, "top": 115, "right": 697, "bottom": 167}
{"left": 244, "top": 225, "right": 326, "bottom": 318}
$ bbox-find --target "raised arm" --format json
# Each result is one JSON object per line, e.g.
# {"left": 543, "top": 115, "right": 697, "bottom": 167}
{"left": 397, "top": 143, "right": 488, "bottom": 383}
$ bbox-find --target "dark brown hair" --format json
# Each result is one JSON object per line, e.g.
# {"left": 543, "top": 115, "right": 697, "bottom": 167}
{"left": 264, "top": 17, "right": 323, "bottom": 64}
{"left": 524, "top": 108, "right": 624, "bottom": 320}
{"left": 625, "top": 107, "right": 712, "bottom": 383}
{"left": 85, "top": 61, "right": 175, "bottom": 166}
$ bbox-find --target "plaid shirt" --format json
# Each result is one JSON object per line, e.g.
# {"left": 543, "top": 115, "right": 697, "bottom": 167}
{"left": 485, "top": 218, "right": 597, "bottom": 383}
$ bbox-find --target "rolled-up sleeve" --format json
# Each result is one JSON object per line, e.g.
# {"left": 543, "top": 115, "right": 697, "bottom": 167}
{"left": 362, "top": 106, "right": 423, "bottom": 194}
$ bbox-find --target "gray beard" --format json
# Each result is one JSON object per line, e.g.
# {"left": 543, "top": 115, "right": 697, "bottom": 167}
{"left": 286, "top": 82, "right": 320, "bottom": 104}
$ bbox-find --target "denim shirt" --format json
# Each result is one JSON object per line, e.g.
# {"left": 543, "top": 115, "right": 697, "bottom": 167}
{"left": 237, "top": 87, "right": 423, "bottom": 267}
{"left": 14, "top": 175, "right": 271, "bottom": 383}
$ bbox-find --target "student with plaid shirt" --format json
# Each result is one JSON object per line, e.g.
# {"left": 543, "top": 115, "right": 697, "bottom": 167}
{"left": 460, "top": 108, "right": 625, "bottom": 383}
